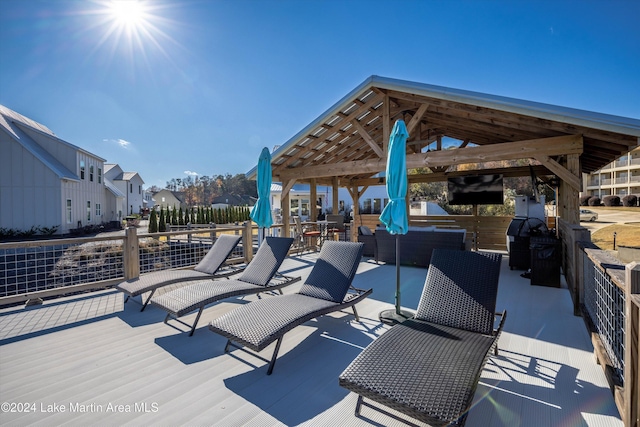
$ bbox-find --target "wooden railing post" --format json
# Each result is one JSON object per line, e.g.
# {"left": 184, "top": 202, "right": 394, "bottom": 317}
{"left": 624, "top": 262, "right": 639, "bottom": 427}
{"left": 243, "top": 221, "right": 253, "bottom": 263}
{"left": 123, "top": 226, "right": 140, "bottom": 280}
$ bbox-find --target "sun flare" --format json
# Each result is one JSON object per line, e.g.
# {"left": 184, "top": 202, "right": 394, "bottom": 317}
{"left": 108, "top": 0, "right": 147, "bottom": 29}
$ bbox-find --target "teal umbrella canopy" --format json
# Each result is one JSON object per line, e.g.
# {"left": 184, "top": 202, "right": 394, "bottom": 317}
{"left": 379, "top": 120, "right": 409, "bottom": 235}
{"left": 250, "top": 147, "right": 273, "bottom": 229}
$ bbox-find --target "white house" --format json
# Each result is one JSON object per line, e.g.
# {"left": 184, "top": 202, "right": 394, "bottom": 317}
{"left": 104, "top": 164, "right": 145, "bottom": 217}
{"left": 269, "top": 182, "right": 391, "bottom": 221}
{"left": 0, "top": 104, "right": 108, "bottom": 234}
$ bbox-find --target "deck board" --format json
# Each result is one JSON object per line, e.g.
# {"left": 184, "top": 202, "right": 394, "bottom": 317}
{"left": 0, "top": 253, "right": 622, "bottom": 426}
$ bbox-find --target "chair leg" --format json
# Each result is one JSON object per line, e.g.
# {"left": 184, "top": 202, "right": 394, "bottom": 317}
{"left": 141, "top": 289, "right": 156, "bottom": 312}
{"left": 124, "top": 295, "right": 130, "bottom": 304}
{"left": 352, "top": 305, "right": 360, "bottom": 322}
{"left": 355, "top": 395, "right": 363, "bottom": 416}
{"left": 189, "top": 307, "right": 204, "bottom": 337}
{"left": 266, "top": 337, "right": 283, "bottom": 375}
{"left": 224, "top": 339, "right": 233, "bottom": 353}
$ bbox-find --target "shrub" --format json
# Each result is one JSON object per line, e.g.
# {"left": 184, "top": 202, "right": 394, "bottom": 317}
{"left": 158, "top": 208, "right": 166, "bottom": 232}
{"left": 622, "top": 194, "right": 638, "bottom": 207}
{"left": 38, "top": 225, "right": 59, "bottom": 235}
{"left": 579, "top": 195, "right": 592, "bottom": 206}
{"left": 602, "top": 195, "right": 620, "bottom": 207}
{"left": 588, "top": 197, "right": 601, "bottom": 206}
{"left": 148, "top": 209, "right": 158, "bottom": 233}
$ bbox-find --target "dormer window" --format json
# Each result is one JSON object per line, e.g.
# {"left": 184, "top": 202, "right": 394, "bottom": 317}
{"left": 80, "top": 161, "right": 85, "bottom": 179}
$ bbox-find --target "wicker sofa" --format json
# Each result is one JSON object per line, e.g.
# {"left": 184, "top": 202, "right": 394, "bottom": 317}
{"left": 374, "top": 226, "right": 466, "bottom": 267}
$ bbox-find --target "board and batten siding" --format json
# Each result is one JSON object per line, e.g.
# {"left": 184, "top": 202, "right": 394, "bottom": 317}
{"left": 0, "top": 136, "right": 63, "bottom": 232}
{"left": 61, "top": 151, "right": 106, "bottom": 232}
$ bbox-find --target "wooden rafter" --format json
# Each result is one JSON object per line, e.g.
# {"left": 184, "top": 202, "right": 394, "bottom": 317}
{"left": 277, "top": 134, "right": 583, "bottom": 181}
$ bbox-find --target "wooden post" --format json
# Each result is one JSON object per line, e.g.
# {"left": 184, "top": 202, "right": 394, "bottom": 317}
{"left": 624, "top": 262, "right": 639, "bottom": 427}
{"left": 310, "top": 178, "right": 317, "bottom": 221}
{"left": 332, "top": 177, "right": 339, "bottom": 214}
{"left": 243, "top": 221, "right": 253, "bottom": 263}
{"left": 282, "top": 190, "right": 290, "bottom": 237}
{"left": 352, "top": 185, "right": 360, "bottom": 242}
{"left": 123, "top": 226, "right": 140, "bottom": 280}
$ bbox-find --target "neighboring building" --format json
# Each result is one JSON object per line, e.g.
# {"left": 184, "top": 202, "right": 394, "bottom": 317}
{"left": 583, "top": 147, "right": 640, "bottom": 199}
{"left": 269, "top": 182, "right": 391, "bottom": 221}
{"left": 211, "top": 193, "right": 255, "bottom": 209}
{"left": 152, "top": 189, "right": 186, "bottom": 210}
{"left": 104, "top": 164, "right": 145, "bottom": 216}
{"left": 0, "top": 104, "right": 107, "bottom": 234}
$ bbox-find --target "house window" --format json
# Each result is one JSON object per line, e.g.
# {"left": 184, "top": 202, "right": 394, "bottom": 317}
{"left": 96, "top": 203, "right": 101, "bottom": 217}
{"left": 87, "top": 201, "right": 91, "bottom": 221}
{"left": 139, "top": 185, "right": 141, "bottom": 194}
{"left": 90, "top": 165, "right": 94, "bottom": 182}
{"left": 162, "top": 197, "right": 166, "bottom": 202}
{"left": 80, "top": 161, "right": 85, "bottom": 179}
{"left": 130, "top": 183, "right": 133, "bottom": 193}
{"left": 98, "top": 168, "right": 102, "bottom": 184}
{"left": 66, "top": 199, "right": 72, "bottom": 224}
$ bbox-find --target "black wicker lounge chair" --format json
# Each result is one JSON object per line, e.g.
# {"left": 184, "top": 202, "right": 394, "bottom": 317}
{"left": 339, "top": 249, "right": 506, "bottom": 427}
{"left": 150, "top": 237, "right": 299, "bottom": 336}
{"left": 208, "top": 241, "right": 371, "bottom": 375}
{"left": 116, "top": 234, "right": 243, "bottom": 311}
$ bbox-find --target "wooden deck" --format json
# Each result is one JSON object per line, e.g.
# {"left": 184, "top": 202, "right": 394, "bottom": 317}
{"left": 0, "top": 252, "right": 622, "bottom": 426}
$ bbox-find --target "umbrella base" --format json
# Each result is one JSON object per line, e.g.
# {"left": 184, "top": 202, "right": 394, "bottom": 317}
{"left": 379, "top": 308, "right": 414, "bottom": 325}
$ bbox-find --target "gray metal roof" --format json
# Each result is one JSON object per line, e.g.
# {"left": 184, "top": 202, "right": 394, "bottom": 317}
{"left": 0, "top": 107, "right": 79, "bottom": 181}
{"left": 247, "top": 75, "right": 640, "bottom": 180}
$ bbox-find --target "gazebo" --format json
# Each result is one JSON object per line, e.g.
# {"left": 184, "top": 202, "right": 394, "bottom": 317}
{"left": 248, "top": 76, "right": 638, "bottom": 230}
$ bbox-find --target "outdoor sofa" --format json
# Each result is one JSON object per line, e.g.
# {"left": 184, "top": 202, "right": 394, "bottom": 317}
{"left": 339, "top": 249, "right": 506, "bottom": 426}
{"left": 374, "top": 226, "right": 466, "bottom": 267}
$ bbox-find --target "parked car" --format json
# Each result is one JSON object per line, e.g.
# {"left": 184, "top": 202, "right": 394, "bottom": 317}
{"left": 580, "top": 209, "right": 598, "bottom": 222}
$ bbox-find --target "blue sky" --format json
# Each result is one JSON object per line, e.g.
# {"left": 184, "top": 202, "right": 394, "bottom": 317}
{"left": 1, "top": 0, "right": 639, "bottom": 189}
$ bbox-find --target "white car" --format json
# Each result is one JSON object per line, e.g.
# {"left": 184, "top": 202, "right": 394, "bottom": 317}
{"left": 580, "top": 209, "right": 598, "bottom": 222}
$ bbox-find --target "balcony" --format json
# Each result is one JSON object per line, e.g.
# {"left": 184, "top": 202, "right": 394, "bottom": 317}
{"left": 0, "top": 224, "right": 636, "bottom": 426}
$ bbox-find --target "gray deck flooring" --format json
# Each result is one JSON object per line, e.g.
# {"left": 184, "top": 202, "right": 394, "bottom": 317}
{"left": 0, "top": 252, "right": 622, "bottom": 426}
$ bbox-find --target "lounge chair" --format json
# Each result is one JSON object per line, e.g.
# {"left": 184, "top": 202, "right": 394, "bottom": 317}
{"left": 150, "top": 237, "right": 299, "bottom": 336}
{"left": 339, "top": 249, "right": 506, "bottom": 426}
{"left": 208, "top": 241, "right": 371, "bottom": 375}
{"left": 116, "top": 234, "right": 243, "bottom": 311}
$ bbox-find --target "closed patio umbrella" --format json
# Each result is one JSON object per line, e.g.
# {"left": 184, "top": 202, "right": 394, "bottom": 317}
{"left": 378, "top": 120, "right": 412, "bottom": 325}
{"left": 250, "top": 147, "right": 273, "bottom": 244}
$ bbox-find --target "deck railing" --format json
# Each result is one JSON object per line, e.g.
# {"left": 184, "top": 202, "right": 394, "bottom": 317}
{"left": 580, "top": 247, "right": 639, "bottom": 427}
{"left": 0, "top": 223, "right": 253, "bottom": 307}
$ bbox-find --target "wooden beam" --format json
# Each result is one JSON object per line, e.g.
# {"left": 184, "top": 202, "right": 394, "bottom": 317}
{"left": 351, "top": 119, "right": 384, "bottom": 158}
{"left": 281, "top": 179, "right": 296, "bottom": 197}
{"left": 277, "top": 134, "right": 583, "bottom": 181}
{"left": 406, "top": 103, "right": 429, "bottom": 136}
{"left": 382, "top": 94, "right": 390, "bottom": 155}
{"left": 533, "top": 155, "right": 581, "bottom": 192}
{"left": 332, "top": 177, "right": 339, "bottom": 213}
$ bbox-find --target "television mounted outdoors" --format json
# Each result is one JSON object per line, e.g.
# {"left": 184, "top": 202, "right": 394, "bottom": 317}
{"left": 447, "top": 174, "right": 504, "bottom": 205}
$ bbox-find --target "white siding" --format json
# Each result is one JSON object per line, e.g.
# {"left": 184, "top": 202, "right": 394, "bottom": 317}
{"left": 0, "top": 137, "right": 62, "bottom": 231}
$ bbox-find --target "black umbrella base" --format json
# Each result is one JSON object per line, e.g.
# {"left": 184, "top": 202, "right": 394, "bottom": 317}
{"left": 379, "top": 308, "right": 414, "bottom": 325}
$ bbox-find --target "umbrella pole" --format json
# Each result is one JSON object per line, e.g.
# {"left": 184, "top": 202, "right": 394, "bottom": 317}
{"left": 395, "top": 234, "right": 401, "bottom": 315}
{"left": 379, "top": 233, "right": 413, "bottom": 325}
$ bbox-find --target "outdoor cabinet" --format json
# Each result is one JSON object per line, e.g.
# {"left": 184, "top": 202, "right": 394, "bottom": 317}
{"left": 529, "top": 236, "right": 561, "bottom": 287}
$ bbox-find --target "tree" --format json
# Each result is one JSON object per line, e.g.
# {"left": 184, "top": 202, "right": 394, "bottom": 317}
{"left": 158, "top": 208, "right": 166, "bottom": 232}
{"left": 171, "top": 206, "right": 178, "bottom": 225}
{"left": 148, "top": 209, "right": 158, "bottom": 233}
{"left": 178, "top": 207, "right": 185, "bottom": 225}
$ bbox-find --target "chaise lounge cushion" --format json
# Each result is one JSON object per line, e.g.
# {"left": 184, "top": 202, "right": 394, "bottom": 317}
{"left": 415, "top": 250, "right": 501, "bottom": 334}
{"left": 298, "top": 241, "right": 363, "bottom": 302}
{"left": 236, "top": 237, "right": 294, "bottom": 286}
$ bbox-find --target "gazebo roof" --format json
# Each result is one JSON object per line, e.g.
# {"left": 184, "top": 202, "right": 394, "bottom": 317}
{"left": 247, "top": 76, "right": 640, "bottom": 184}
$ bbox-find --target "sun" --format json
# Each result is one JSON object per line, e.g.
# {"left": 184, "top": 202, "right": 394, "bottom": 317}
{"left": 107, "top": 0, "right": 148, "bottom": 29}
